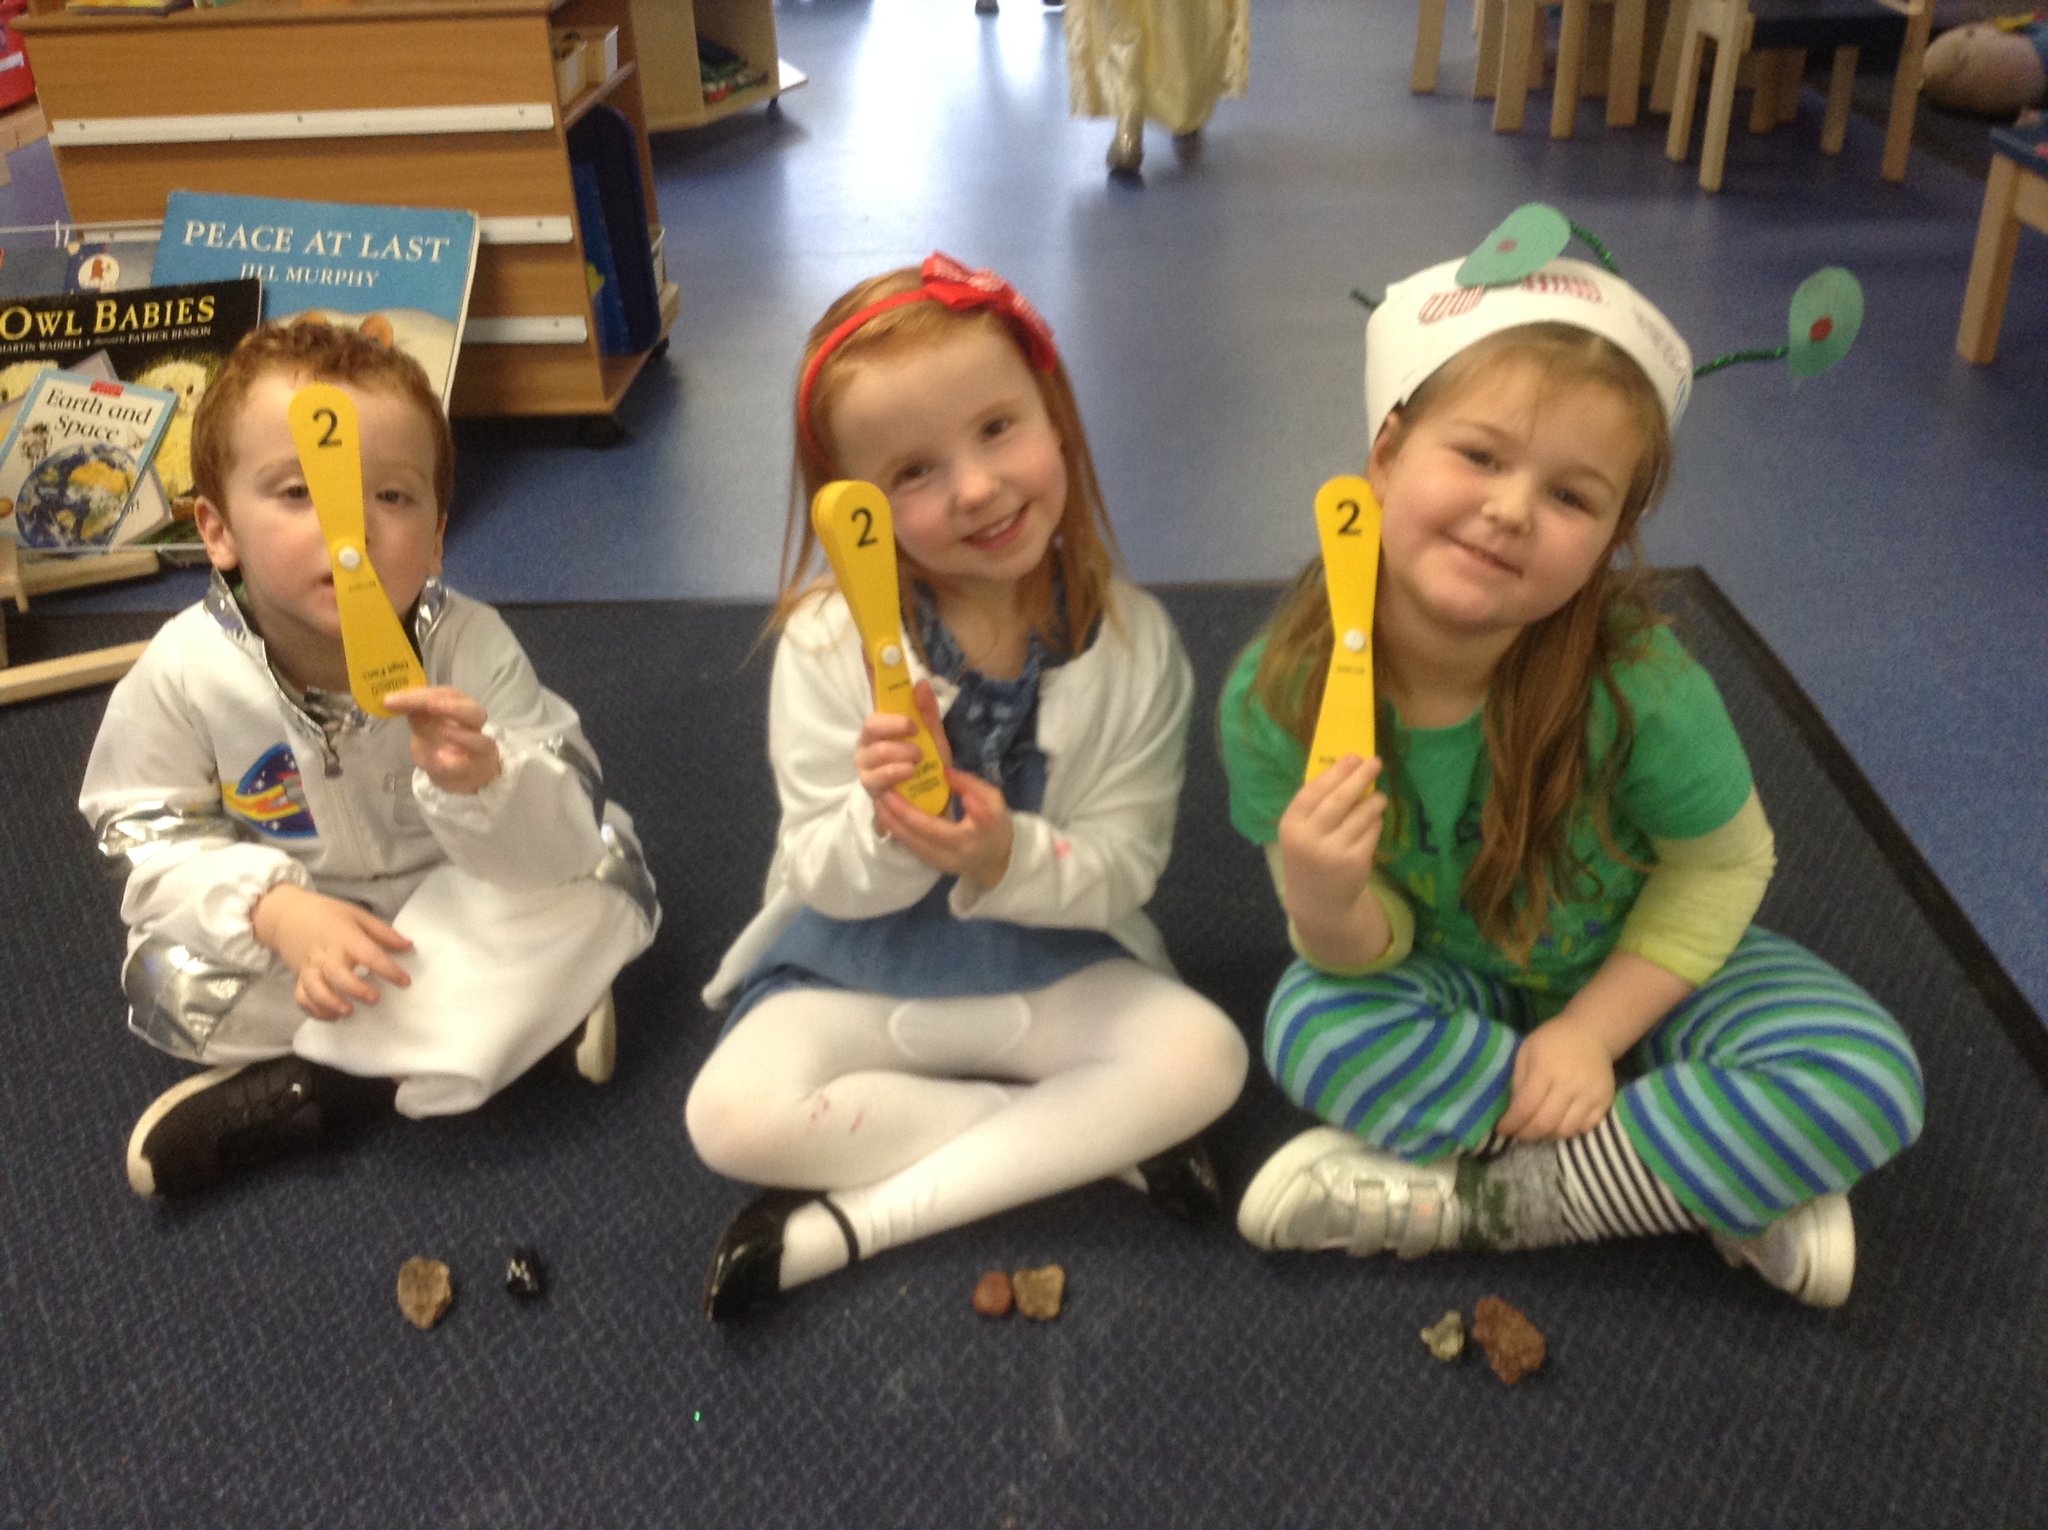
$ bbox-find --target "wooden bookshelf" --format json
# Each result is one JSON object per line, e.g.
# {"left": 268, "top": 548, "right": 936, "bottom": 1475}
{"left": 15, "top": 0, "right": 677, "bottom": 430}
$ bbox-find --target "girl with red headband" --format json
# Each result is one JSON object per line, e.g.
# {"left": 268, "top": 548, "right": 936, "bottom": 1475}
{"left": 686, "top": 255, "right": 1249, "bottom": 1322}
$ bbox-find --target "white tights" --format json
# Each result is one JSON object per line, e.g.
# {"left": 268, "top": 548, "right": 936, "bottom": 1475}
{"left": 685, "top": 959, "right": 1247, "bottom": 1290}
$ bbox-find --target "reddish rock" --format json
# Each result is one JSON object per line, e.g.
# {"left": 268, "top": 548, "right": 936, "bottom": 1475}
{"left": 1471, "top": 1296, "right": 1545, "bottom": 1384}
{"left": 972, "top": 1270, "right": 1015, "bottom": 1317}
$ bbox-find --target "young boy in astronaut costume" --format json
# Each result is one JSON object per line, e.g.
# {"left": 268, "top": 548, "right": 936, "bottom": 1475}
{"left": 79, "top": 322, "right": 658, "bottom": 1199}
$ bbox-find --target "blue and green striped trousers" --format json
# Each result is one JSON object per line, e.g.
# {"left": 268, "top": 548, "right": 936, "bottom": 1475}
{"left": 1263, "top": 927, "right": 1924, "bottom": 1237}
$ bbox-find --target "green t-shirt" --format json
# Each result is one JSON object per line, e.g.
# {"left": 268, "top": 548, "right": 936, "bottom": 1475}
{"left": 1218, "top": 624, "right": 1754, "bottom": 997}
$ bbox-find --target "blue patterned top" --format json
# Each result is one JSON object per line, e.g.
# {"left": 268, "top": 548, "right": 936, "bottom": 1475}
{"left": 721, "top": 583, "right": 1125, "bottom": 1030}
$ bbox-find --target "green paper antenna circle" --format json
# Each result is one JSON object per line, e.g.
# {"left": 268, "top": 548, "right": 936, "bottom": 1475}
{"left": 1455, "top": 204, "right": 1571, "bottom": 288}
{"left": 1788, "top": 267, "right": 1863, "bottom": 378}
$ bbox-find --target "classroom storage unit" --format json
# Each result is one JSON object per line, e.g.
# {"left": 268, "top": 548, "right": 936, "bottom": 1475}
{"left": 16, "top": 0, "right": 679, "bottom": 432}
{"left": 628, "top": 0, "right": 805, "bottom": 131}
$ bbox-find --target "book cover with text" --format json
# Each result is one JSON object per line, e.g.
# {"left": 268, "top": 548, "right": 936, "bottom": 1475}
{"left": 0, "top": 369, "right": 177, "bottom": 551}
{"left": 152, "top": 192, "right": 480, "bottom": 406}
{"left": 0, "top": 277, "right": 262, "bottom": 543}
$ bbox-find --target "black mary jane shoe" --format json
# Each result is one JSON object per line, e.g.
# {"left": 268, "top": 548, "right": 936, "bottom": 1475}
{"left": 1136, "top": 1137, "right": 1222, "bottom": 1222}
{"left": 702, "top": 1188, "right": 813, "bottom": 1323}
{"left": 702, "top": 1189, "right": 861, "bottom": 1324}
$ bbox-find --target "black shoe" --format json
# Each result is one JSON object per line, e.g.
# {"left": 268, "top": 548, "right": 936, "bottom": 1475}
{"left": 127, "top": 1058, "right": 327, "bottom": 1198}
{"left": 314, "top": 1066, "right": 400, "bottom": 1126}
{"left": 702, "top": 1189, "right": 861, "bottom": 1323}
{"left": 702, "top": 1189, "right": 812, "bottom": 1323}
{"left": 1135, "top": 1137, "right": 1222, "bottom": 1221}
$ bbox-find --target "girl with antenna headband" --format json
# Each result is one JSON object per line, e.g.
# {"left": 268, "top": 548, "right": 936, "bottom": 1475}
{"left": 1222, "top": 207, "right": 1923, "bottom": 1306}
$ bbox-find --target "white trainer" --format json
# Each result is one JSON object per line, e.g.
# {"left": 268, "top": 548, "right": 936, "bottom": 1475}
{"left": 1713, "top": 1192, "right": 1855, "bottom": 1308}
{"left": 571, "top": 990, "right": 617, "bottom": 1084}
{"left": 1237, "top": 1126, "right": 1463, "bottom": 1258}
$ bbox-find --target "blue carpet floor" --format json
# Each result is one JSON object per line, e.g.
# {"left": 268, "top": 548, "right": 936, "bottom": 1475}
{"left": 5, "top": 578, "right": 2044, "bottom": 1526}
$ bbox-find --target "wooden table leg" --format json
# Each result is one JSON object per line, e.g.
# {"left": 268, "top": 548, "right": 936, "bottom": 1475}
{"left": 1553, "top": 0, "right": 1589, "bottom": 136}
{"left": 1820, "top": 47, "right": 1856, "bottom": 154}
{"left": 1414, "top": 0, "right": 1450, "bottom": 91}
{"left": 1475, "top": 0, "right": 1504, "bottom": 98}
{"left": 1494, "top": 0, "right": 1538, "bottom": 130}
{"left": 1957, "top": 156, "right": 2024, "bottom": 365}
{"left": 1606, "top": 0, "right": 1645, "bottom": 125}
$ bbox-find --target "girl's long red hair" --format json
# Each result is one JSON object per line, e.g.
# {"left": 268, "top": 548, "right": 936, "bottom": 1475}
{"left": 773, "top": 266, "right": 1120, "bottom": 658}
{"left": 1244, "top": 323, "right": 1676, "bottom": 965}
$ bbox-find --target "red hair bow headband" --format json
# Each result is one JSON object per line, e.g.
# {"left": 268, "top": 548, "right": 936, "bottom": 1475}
{"left": 797, "top": 253, "right": 1059, "bottom": 459}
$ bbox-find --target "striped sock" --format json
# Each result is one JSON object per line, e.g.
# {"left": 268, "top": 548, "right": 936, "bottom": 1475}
{"left": 1473, "top": 1131, "right": 1513, "bottom": 1162}
{"left": 1458, "top": 1141, "right": 1574, "bottom": 1250}
{"left": 1458, "top": 1116, "right": 1705, "bottom": 1250}
{"left": 1555, "top": 1114, "right": 1705, "bottom": 1243}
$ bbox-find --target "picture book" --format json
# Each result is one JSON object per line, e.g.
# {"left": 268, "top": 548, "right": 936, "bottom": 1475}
{"left": 0, "top": 369, "right": 177, "bottom": 551}
{"left": 152, "top": 191, "right": 481, "bottom": 406}
{"left": 0, "top": 276, "right": 262, "bottom": 542}
{"left": 64, "top": 352, "right": 174, "bottom": 545}
{"left": 0, "top": 230, "right": 164, "bottom": 300}
{"left": 69, "top": 234, "right": 165, "bottom": 294}
{"left": 571, "top": 162, "right": 632, "bottom": 356}
{"left": 0, "top": 245, "right": 71, "bottom": 299}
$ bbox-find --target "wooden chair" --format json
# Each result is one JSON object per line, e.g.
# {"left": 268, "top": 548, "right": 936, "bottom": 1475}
{"left": 1415, "top": 0, "right": 1650, "bottom": 136}
{"left": 1663, "top": 0, "right": 1933, "bottom": 191}
{"left": 1412, "top": 0, "right": 1543, "bottom": 99}
{"left": 1649, "top": 0, "right": 1800, "bottom": 120}
{"left": 1481, "top": 0, "right": 1555, "bottom": 129}
{"left": 1551, "top": 0, "right": 1650, "bottom": 134}
{"left": 1957, "top": 122, "right": 2048, "bottom": 365}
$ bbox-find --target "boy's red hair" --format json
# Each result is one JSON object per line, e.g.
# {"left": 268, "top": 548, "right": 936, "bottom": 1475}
{"left": 191, "top": 320, "right": 454, "bottom": 520}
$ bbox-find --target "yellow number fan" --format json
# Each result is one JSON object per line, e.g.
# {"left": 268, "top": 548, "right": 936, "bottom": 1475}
{"left": 810, "top": 479, "right": 950, "bottom": 817}
{"left": 286, "top": 384, "right": 426, "bottom": 718}
{"left": 1305, "top": 474, "right": 1382, "bottom": 781}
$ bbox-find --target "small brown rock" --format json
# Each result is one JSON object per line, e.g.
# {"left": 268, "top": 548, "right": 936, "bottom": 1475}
{"left": 397, "top": 1256, "right": 454, "bottom": 1331}
{"left": 972, "top": 1270, "right": 1015, "bottom": 1317}
{"left": 1010, "top": 1264, "right": 1065, "bottom": 1321}
{"left": 1471, "top": 1295, "right": 1545, "bottom": 1384}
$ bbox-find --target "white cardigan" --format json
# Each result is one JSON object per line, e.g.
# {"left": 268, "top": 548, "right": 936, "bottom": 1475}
{"left": 703, "top": 578, "right": 1192, "bottom": 1007}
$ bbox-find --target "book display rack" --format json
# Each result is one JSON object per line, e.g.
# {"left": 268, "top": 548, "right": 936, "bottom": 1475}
{"left": 0, "top": 540, "right": 153, "bottom": 703}
{"left": 17, "top": 0, "right": 682, "bottom": 437}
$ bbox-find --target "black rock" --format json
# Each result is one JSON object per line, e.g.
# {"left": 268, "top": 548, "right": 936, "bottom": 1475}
{"left": 503, "top": 1247, "right": 546, "bottom": 1300}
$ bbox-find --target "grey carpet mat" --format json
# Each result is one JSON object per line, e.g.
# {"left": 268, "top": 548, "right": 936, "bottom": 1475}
{"left": 4, "top": 572, "right": 2043, "bottom": 1527}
